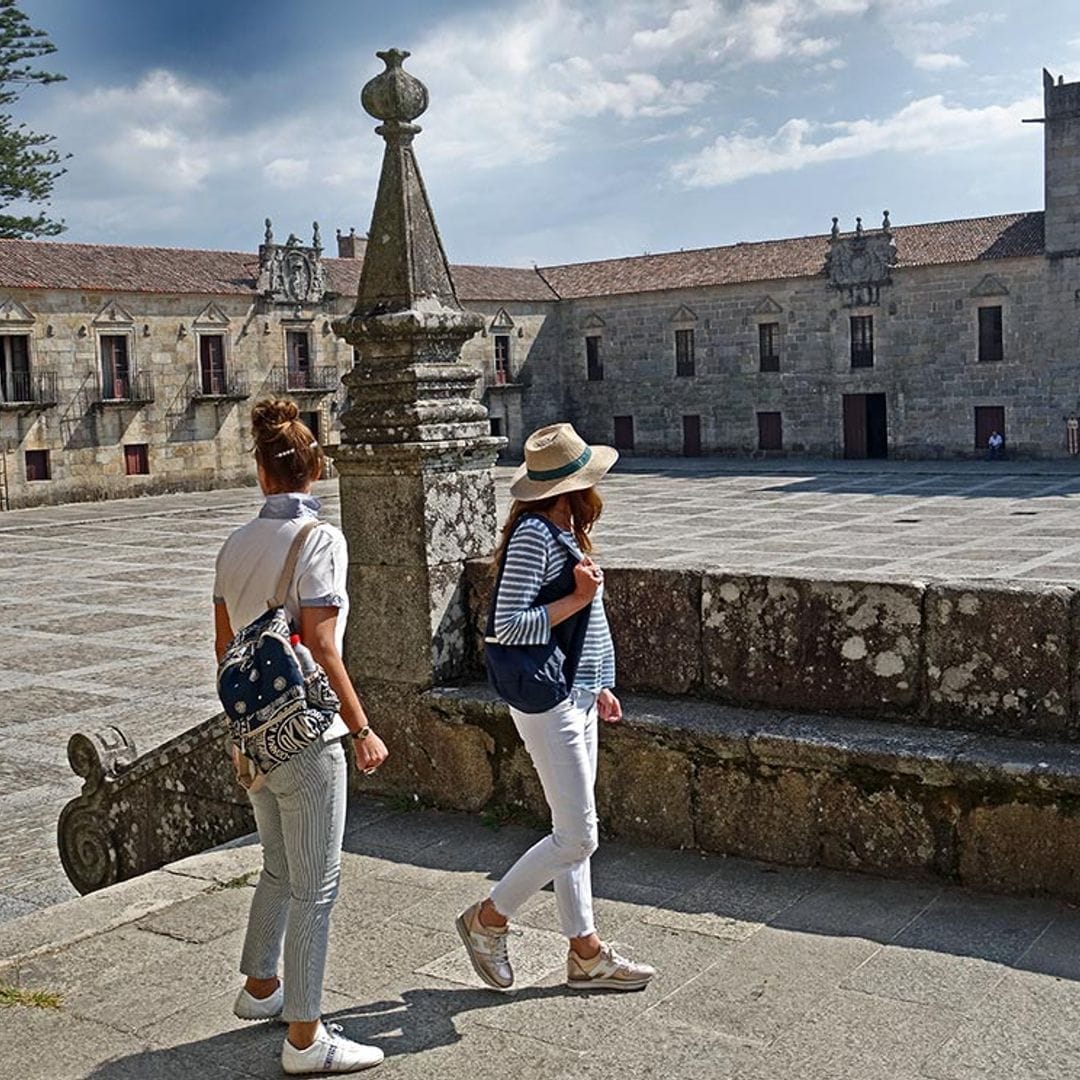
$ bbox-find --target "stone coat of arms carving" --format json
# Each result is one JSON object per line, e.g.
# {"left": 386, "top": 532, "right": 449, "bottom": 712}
{"left": 825, "top": 213, "right": 898, "bottom": 307}
{"left": 257, "top": 219, "right": 327, "bottom": 305}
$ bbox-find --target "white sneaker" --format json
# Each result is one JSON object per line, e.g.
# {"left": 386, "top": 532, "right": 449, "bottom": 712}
{"left": 281, "top": 1022, "right": 383, "bottom": 1074}
{"left": 233, "top": 981, "right": 284, "bottom": 1021}
{"left": 454, "top": 901, "right": 514, "bottom": 989}
{"left": 567, "top": 943, "right": 656, "bottom": 991}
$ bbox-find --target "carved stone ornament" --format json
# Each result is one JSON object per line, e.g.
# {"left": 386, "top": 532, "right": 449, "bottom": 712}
{"left": 825, "top": 213, "right": 898, "bottom": 307}
{"left": 57, "top": 727, "right": 137, "bottom": 894}
{"left": 258, "top": 219, "right": 327, "bottom": 305}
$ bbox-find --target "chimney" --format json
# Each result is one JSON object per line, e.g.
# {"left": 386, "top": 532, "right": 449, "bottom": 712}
{"left": 336, "top": 227, "right": 367, "bottom": 259}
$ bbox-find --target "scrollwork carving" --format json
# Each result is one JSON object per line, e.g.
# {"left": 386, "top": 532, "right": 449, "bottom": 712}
{"left": 57, "top": 802, "right": 119, "bottom": 895}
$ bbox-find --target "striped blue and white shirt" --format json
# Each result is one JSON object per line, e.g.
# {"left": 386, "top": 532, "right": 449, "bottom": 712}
{"left": 493, "top": 516, "right": 616, "bottom": 692}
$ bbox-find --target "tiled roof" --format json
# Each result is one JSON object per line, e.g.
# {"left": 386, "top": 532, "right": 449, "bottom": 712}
{"left": 0, "top": 240, "right": 558, "bottom": 303}
{"left": 0, "top": 212, "right": 1046, "bottom": 303}
{"left": 538, "top": 212, "right": 1046, "bottom": 299}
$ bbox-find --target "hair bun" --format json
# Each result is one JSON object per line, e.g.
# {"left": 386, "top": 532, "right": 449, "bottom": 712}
{"left": 252, "top": 398, "right": 300, "bottom": 439}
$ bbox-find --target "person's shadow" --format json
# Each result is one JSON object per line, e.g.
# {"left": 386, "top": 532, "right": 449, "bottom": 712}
{"left": 85, "top": 983, "right": 572, "bottom": 1078}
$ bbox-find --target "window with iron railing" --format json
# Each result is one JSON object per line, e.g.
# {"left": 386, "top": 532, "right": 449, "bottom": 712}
{"left": 494, "top": 334, "right": 510, "bottom": 385}
{"left": 1, "top": 334, "right": 31, "bottom": 402}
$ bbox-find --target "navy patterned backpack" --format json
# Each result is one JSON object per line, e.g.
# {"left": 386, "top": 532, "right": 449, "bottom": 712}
{"left": 217, "top": 520, "right": 340, "bottom": 787}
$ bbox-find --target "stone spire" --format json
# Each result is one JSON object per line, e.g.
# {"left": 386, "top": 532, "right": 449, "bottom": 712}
{"left": 343, "top": 48, "right": 460, "bottom": 316}
{"left": 331, "top": 50, "right": 501, "bottom": 699}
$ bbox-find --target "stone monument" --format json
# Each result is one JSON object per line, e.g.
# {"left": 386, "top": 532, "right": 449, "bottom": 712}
{"left": 331, "top": 49, "right": 503, "bottom": 796}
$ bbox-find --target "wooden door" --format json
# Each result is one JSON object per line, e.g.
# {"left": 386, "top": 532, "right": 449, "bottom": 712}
{"left": 757, "top": 412, "right": 782, "bottom": 451}
{"left": 613, "top": 415, "right": 635, "bottom": 451}
{"left": 866, "top": 394, "right": 888, "bottom": 459}
{"left": 682, "top": 415, "right": 701, "bottom": 456}
{"left": 843, "top": 394, "right": 866, "bottom": 459}
{"left": 975, "top": 406, "right": 1005, "bottom": 450}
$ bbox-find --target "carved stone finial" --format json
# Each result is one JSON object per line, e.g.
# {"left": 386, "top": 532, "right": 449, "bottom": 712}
{"left": 264, "top": 218, "right": 273, "bottom": 245}
{"left": 882, "top": 209, "right": 891, "bottom": 231}
{"left": 855, "top": 216, "right": 864, "bottom": 238}
{"left": 830, "top": 217, "right": 840, "bottom": 240}
{"left": 313, "top": 221, "right": 322, "bottom": 252}
{"left": 361, "top": 48, "right": 429, "bottom": 125}
{"left": 338, "top": 49, "right": 470, "bottom": 321}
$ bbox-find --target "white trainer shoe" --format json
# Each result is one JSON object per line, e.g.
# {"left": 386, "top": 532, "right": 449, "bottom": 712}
{"left": 233, "top": 981, "right": 284, "bottom": 1021}
{"left": 567, "top": 943, "right": 656, "bottom": 991}
{"left": 281, "top": 1022, "right": 383, "bottom": 1074}
{"left": 455, "top": 901, "right": 514, "bottom": 989}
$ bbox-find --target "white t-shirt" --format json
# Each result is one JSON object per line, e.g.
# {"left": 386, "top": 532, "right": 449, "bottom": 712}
{"left": 214, "top": 493, "right": 349, "bottom": 740}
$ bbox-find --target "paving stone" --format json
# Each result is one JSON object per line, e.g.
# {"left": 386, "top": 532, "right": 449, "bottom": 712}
{"left": 0, "top": 1005, "right": 154, "bottom": 1080}
{"left": 642, "top": 860, "right": 817, "bottom": 942}
{"left": 839, "top": 889, "right": 1056, "bottom": 1011}
{"left": 728, "top": 988, "right": 965, "bottom": 1080}
{"left": 646, "top": 925, "right": 879, "bottom": 1046}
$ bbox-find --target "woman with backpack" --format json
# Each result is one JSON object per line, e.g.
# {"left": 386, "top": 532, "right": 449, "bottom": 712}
{"left": 213, "top": 399, "right": 388, "bottom": 1075}
{"left": 456, "top": 422, "right": 656, "bottom": 993}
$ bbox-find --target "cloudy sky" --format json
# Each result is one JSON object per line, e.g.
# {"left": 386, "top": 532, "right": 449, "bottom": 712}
{"left": 10, "top": 0, "right": 1079, "bottom": 266}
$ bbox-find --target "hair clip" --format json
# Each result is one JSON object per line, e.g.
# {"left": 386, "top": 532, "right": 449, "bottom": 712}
{"left": 309, "top": 441, "right": 318, "bottom": 448}
{"left": 274, "top": 447, "right": 297, "bottom": 458}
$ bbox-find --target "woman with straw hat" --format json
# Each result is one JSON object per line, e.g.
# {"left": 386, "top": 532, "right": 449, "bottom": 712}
{"left": 455, "top": 422, "right": 656, "bottom": 993}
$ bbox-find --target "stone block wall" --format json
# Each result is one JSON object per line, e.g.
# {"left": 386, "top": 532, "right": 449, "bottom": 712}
{"left": 0, "top": 289, "right": 357, "bottom": 508}
{"left": 555, "top": 253, "right": 1080, "bottom": 460}
{"left": 466, "top": 560, "right": 1080, "bottom": 741}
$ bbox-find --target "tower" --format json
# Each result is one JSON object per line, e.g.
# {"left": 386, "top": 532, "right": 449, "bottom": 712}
{"left": 1043, "top": 69, "right": 1080, "bottom": 256}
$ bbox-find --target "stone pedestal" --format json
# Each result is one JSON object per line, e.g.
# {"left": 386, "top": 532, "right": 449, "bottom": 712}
{"left": 332, "top": 50, "right": 503, "bottom": 718}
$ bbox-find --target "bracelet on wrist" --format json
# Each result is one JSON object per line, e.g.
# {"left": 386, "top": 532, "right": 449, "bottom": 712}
{"left": 350, "top": 726, "right": 371, "bottom": 741}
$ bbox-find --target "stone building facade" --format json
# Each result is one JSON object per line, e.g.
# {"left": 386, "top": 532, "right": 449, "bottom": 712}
{"left": 1, "top": 68, "right": 1078, "bottom": 507}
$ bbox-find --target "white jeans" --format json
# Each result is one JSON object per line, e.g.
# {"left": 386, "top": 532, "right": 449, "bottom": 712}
{"left": 490, "top": 688, "right": 599, "bottom": 939}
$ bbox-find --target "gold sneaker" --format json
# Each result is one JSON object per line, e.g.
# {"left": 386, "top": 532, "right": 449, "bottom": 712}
{"left": 567, "top": 943, "right": 656, "bottom": 991}
{"left": 455, "top": 901, "right": 514, "bottom": 990}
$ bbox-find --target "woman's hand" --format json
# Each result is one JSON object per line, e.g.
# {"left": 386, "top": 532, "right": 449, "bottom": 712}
{"left": 352, "top": 730, "right": 389, "bottom": 775}
{"left": 573, "top": 557, "right": 603, "bottom": 603}
{"left": 597, "top": 689, "right": 622, "bottom": 724}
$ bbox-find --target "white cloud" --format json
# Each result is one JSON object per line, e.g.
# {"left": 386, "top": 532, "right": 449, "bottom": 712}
{"left": 914, "top": 52, "right": 968, "bottom": 70}
{"left": 264, "top": 157, "right": 310, "bottom": 189}
{"left": 673, "top": 92, "right": 1040, "bottom": 186}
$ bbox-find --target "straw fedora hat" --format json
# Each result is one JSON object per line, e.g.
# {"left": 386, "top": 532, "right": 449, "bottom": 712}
{"left": 509, "top": 423, "right": 618, "bottom": 502}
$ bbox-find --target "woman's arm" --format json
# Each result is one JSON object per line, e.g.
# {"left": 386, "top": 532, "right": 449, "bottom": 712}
{"left": 300, "top": 606, "right": 388, "bottom": 773}
{"left": 214, "top": 602, "right": 233, "bottom": 663}
{"left": 493, "top": 524, "right": 597, "bottom": 643}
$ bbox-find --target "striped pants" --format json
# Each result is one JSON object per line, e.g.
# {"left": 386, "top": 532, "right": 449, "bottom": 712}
{"left": 240, "top": 737, "right": 347, "bottom": 1022}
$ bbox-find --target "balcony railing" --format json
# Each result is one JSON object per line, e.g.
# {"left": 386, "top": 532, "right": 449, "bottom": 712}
{"left": 193, "top": 370, "right": 249, "bottom": 400}
{"left": 273, "top": 365, "right": 339, "bottom": 394}
{"left": 94, "top": 369, "right": 154, "bottom": 406}
{"left": 0, "top": 371, "right": 58, "bottom": 409}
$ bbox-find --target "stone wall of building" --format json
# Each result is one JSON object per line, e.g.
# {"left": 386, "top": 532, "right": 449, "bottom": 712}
{"left": 461, "top": 300, "right": 561, "bottom": 458}
{"left": 0, "top": 288, "right": 355, "bottom": 508}
{"left": 555, "top": 253, "right": 1080, "bottom": 460}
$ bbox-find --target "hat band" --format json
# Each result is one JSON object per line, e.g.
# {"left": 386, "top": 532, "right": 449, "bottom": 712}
{"left": 526, "top": 445, "right": 592, "bottom": 482}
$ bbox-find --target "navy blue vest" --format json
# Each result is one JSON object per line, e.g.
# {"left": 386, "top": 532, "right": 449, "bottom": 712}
{"left": 484, "top": 514, "right": 592, "bottom": 713}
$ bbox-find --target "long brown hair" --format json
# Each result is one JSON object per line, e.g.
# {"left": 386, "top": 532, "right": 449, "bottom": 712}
{"left": 251, "top": 399, "right": 324, "bottom": 491}
{"left": 492, "top": 486, "right": 604, "bottom": 569}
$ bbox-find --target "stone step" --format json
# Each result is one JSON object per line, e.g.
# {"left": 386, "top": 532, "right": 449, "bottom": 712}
{"left": 414, "top": 684, "right": 1080, "bottom": 903}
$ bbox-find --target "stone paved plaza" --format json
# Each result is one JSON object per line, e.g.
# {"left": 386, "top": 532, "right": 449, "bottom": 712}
{"left": 4, "top": 457, "right": 1080, "bottom": 924}
{"left": 3, "top": 459, "right": 1080, "bottom": 1079}
{"left": 1, "top": 795, "right": 1079, "bottom": 1080}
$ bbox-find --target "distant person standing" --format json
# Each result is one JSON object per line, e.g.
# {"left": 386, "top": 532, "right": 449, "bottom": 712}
{"left": 456, "top": 422, "right": 656, "bottom": 993}
{"left": 987, "top": 430, "right": 1004, "bottom": 460}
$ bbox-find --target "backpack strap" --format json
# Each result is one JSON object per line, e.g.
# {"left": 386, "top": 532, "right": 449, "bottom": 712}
{"left": 268, "top": 519, "right": 323, "bottom": 609}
